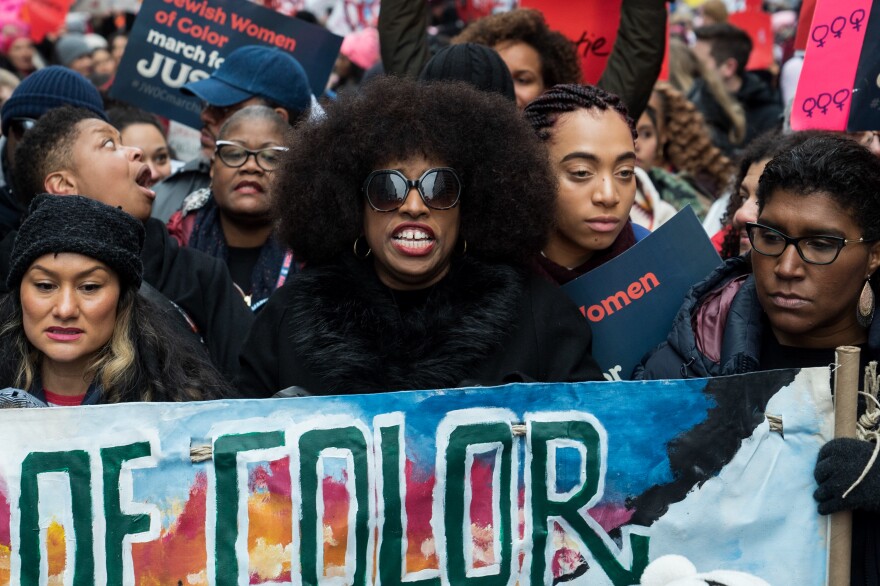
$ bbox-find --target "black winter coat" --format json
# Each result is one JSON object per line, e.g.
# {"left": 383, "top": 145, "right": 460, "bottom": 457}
{"left": 237, "top": 256, "right": 603, "bottom": 397}
{"left": 141, "top": 218, "right": 253, "bottom": 380}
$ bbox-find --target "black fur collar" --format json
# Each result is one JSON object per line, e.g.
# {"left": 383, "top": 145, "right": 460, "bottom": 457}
{"left": 286, "top": 256, "right": 525, "bottom": 393}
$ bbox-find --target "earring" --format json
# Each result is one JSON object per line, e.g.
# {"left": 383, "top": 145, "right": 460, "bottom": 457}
{"left": 458, "top": 239, "right": 467, "bottom": 256}
{"left": 857, "top": 277, "right": 875, "bottom": 328}
{"left": 353, "top": 235, "right": 371, "bottom": 259}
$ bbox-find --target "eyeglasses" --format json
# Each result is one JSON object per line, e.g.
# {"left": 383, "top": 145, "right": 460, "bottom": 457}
{"left": 363, "top": 167, "right": 461, "bottom": 212}
{"left": 745, "top": 222, "right": 876, "bottom": 265}
{"left": 8, "top": 117, "right": 36, "bottom": 140}
{"left": 214, "top": 141, "right": 288, "bottom": 172}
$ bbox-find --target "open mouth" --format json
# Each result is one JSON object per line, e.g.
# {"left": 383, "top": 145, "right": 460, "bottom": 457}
{"left": 135, "top": 165, "right": 155, "bottom": 191}
{"left": 392, "top": 227, "right": 435, "bottom": 250}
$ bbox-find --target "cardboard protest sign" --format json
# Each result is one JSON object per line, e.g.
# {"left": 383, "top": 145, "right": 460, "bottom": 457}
{"left": 518, "top": 0, "right": 622, "bottom": 84}
{"left": 847, "top": 0, "right": 880, "bottom": 130}
{"left": 790, "top": 0, "right": 874, "bottom": 131}
{"left": 562, "top": 208, "right": 721, "bottom": 381}
{"left": 0, "top": 368, "right": 831, "bottom": 584}
{"left": 110, "top": 0, "right": 342, "bottom": 128}
{"left": 729, "top": 5, "right": 773, "bottom": 71}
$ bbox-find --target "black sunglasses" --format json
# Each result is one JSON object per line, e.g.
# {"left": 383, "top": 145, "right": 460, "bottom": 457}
{"left": 745, "top": 222, "right": 876, "bottom": 265}
{"left": 363, "top": 167, "right": 461, "bottom": 212}
{"left": 8, "top": 117, "right": 36, "bottom": 140}
{"left": 214, "top": 140, "right": 288, "bottom": 172}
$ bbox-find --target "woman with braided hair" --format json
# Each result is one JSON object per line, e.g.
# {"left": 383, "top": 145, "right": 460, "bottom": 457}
{"left": 524, "top": 84, "right": 654, "bottom": 285}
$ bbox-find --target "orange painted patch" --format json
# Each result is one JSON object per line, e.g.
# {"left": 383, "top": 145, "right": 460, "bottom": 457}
{"left": 46, "top": 521, "right": 66, "bottom": 578}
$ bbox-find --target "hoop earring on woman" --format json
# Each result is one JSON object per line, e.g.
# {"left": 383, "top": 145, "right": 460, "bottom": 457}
{"left": 458, "top": 239, "right": 467, "bottom": 256}
{"left": 353, "top": 235, "right": 371, "bottom": 259}
{"left": 857, "top": 277, "right": 875, "bottom": 328}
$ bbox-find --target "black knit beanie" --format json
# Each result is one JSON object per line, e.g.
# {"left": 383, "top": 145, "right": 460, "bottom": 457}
{"left": 419, "top": 43, "right": 516, "bottom": 103}
{"left": 7, "top": 195, "right": 145, "bottom": 291}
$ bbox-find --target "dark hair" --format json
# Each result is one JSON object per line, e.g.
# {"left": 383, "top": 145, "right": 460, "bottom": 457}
{"left": 694, "top": 23, "right": 753, "bottom": 78}
{"left": 107, "top": 105, "right": 166, "bottom": 137}
{"left": 757, "top": 133, "right": 880, "bottom": 240}
{"left": 12, "top": 106, "right": 101, "bottom": 208}
{"left": 0, "top": 289, "right": 231, "bottom": 402}
{"left": 523, "top": 83, "right": 637, "bottom": 142}
{"left": 273, "top": 76, "right": 556, "bottom": 265}
{"left": 719, "top": 130, "right": 820, "bottom": 258}
{"left": 453, "top": 8, "right": 582, "bottom": 89}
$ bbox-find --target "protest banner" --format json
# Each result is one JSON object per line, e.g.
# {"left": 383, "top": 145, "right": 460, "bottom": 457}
{"left": 562, "top": 208, "right": 721, "bottom": 381}
{"left": 794, "top": 0, "right": 819, "bottom": 51}
{"left": 110, "top": 0, "right": 342, "bottom": 128}
{"left": 0, "top": 367, "right": 831, "bottom": 585}
{"left": 518, "top": 0, "right": 622, "bottom": 84}
{"left": 790, "top": 0, "right": 875, "bottom": 131}
{"left": 19, "top": 0, "right": 74, "bottom": 43}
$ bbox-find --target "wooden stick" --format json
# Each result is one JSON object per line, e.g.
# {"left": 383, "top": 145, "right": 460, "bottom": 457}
{"left": 829, "top": 346, "right": 860, "bottom": 586}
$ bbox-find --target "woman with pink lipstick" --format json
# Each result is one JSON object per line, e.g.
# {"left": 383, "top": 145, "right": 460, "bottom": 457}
{"left": 523, "top": 84, "right": 649, "bottom": 286}
{"left": 0, "top": 195, "right": 230, "bottom": 405}
{"left": 236, "top": 77, "right": 603, "bottom": 398}
{"left": 635, "top": 133, "right": 880, "bottom": 586}
{"left": 168, "top": 106, "right": 293, "bottom": 309}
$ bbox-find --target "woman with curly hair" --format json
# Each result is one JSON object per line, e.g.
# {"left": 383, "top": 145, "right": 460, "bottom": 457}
{"left": 713, "top": 131, "right": 816, "bottom": 259}
{"left": 0, "top": 194, "right": 230, "bottom": 405}
{"left": 446, "top": 2, "right": 665, "bottom": 115}
{"left": 236, "top": 77, "right": 603, "bottom": 397}
{"left": 524, "top": 84, "right": 656, "bottom": 284}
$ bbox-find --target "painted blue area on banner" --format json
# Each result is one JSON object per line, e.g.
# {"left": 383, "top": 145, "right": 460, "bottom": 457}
{"left": 110, "top": 0, "right": 342, "bottom": 127}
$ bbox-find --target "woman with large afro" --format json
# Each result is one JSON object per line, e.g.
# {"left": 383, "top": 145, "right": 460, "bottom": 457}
{"left": 237, "top": 76, "right": 603, "bottom": 397}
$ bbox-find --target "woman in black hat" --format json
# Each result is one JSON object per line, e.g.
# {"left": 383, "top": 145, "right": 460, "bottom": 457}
{"left": 0, "top": 194, "right": 230, "bottom": 405}
{"left": 237, "top": 76, "right": 603, "bottom": 397}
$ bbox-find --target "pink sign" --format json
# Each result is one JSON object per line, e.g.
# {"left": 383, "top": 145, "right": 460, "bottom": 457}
{"left": 790, "top": 0, "right": 873, "bottom": 131}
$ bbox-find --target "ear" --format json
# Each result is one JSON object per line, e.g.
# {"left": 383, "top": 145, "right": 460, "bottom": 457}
{"left": 720, "top": 57, "right": 738, "bottom": 80}
{"left": 867, "top": 241, "right": 880, "bottom": 278}
{"left": 273, "top": 107, "right": 290, "bottom": 124}
{"left": 43, "top": 170, "right": 78, "bottom": 195}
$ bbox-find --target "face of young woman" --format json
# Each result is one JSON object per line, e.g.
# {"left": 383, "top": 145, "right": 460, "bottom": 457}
{"left": 20, "top": 253, "right": 120, "bottom": 373}
{"left": 121, "top": 123, "right": 172, "bottom": 187}
{"left": 731, "top": 158, "right": 769, "bottom": 255}
{"left": 210, "top": 117, "right": 286, "bottom": 226}
{"left": 635, "top": 111, "right": 659, "bottom": 170}
{"left": 543, "top": 108, "right": 637, "bottom": 268}
{"left": 362, "top": 156, "right": 461, "bottom": 291}
{"left": 493, "top": 40, "right": 545, "bottom": 110}
{"left": 752, "top": 190, "right": 880, "bottom": 348}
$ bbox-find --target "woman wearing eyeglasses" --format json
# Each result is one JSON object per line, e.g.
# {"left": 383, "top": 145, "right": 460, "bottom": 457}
{"left": 637, "top": 134, "right": 880, "bottom": 585}
{"left": 236, "top": 77, "right": 603, "bottom": 398}
{"left": 636, "top": 133, "right": 880, "bottom": 380}
{"left": 168, "top": 105, "right": 293, "bottom": 309}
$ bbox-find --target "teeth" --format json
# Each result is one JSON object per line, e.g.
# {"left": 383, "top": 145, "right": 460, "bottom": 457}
{"left": 394, "top": 229, "right": 431, "bottom": 241}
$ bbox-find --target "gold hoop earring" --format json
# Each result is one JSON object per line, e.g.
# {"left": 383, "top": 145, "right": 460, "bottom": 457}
{"left": 353, "top": 235, "right": 371, "bottom": 259}
{"left": 858, "top": 277, "right": 875, "bottom": 328}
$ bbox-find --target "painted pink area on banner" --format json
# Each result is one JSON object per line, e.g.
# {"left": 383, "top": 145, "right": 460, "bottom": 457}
{"left": 791, "top": 0, "right": 873, "bottom": 130}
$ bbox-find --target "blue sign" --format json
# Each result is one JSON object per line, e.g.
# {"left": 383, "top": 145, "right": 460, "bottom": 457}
{"left": 563, "top": 207, "right": 721, "bottom": 380}
{"left": 110, "top": 0, "right": 342, "bottom": 127}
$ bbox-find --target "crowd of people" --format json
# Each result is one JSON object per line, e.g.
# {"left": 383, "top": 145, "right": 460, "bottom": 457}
{"left": 2, "top": 0, "right": 880, "bottom": 581}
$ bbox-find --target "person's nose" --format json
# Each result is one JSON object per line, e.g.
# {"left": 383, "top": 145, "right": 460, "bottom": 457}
{"left": 774, "top": 242, "right": 807, "bottom": 279}
{"left": 240, "top": 152, "right": 263, "bottom": 174}
{"left": 52, "top": 287, "right": 79, "bottom": 320}
{"left": 733, "top": 198, "right": 758, "bottom": 229}
{"left": 124, "top": 145, "right": 143, "bottom": 162}
{"left": 591, "top": 173, "right": 620, "bottom": 207}
{"left": 397, "top": 183, "right": 428, "bottom": 217}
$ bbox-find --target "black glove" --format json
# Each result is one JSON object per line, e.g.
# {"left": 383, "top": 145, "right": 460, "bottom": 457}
{"left": 814, "top": 438, "right": 880, "bottom": 515}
